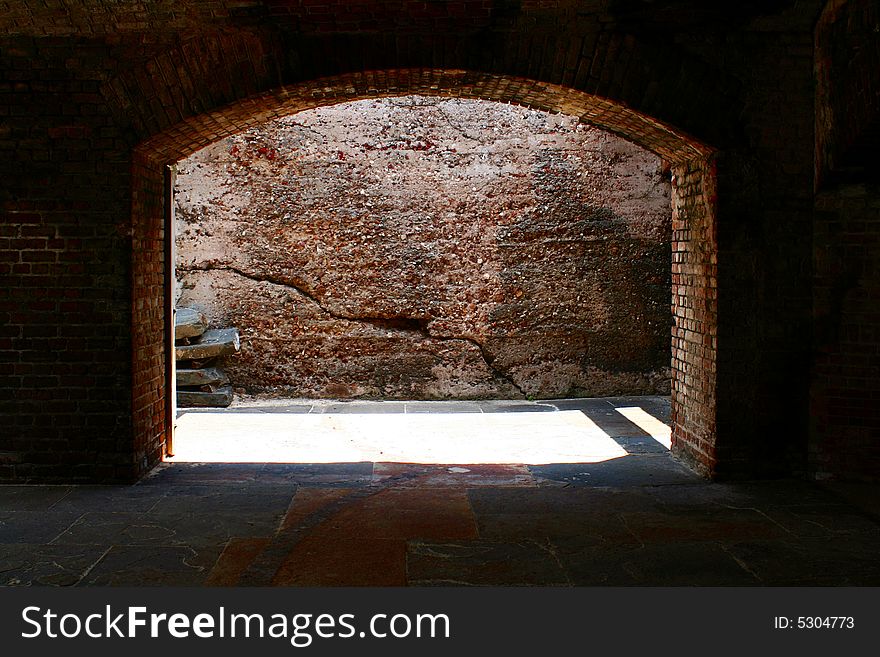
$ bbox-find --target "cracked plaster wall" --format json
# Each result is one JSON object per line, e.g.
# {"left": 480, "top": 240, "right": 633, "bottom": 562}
{"left": 175, "top": 97, "right": 671, "bottom": 400}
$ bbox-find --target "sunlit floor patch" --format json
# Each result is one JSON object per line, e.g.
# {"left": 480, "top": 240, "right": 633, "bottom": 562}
{"left": 169, "top": 410, "right": 628, "bottom": 465}
{"left": 614, "top": 406, "right": 671, "bottom": 449}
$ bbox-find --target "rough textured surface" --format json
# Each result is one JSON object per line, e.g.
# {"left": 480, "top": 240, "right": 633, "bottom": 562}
{"left": 174, "top": 307, "right": 207, "bottom": 340}
{"left": 176, "top": 386, "right": 234, "bottom": 408}
{"left": 175, "top": 97, "right": 671, "bottom": 400}
{"left": 175, "top": 328, "right": 241, "bottom": 362}
{"left": 176, "top": 367, "right": 229, "bottom": 388}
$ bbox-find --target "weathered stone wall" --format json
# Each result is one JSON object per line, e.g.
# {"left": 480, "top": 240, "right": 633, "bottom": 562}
{"left": 175, "top": 98, "right": 671, "bottom": 399}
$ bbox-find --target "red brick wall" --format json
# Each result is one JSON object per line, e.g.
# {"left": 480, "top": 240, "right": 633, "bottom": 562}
{"left": 130, "top": 154, "right": 168, "bottom": 477}
{"left": 811, "top": 0, "right": 880, "bottom": 480}
{"left": 669, "top": 160, "right": 717, "bottom": 476}
{"left": 680, "top": 21, "right": 817, "bottom": 478}
{"left": 0, "top": 35, "right": 135, "bottom": 481}
{"left": 812, "top": 186, "right": 880, "bottom": 480}
{"left": 815, "top": 0, "right": 880, "bottom": 186}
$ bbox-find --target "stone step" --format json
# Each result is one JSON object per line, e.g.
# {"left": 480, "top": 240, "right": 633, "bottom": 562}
{"left": 175, "top": 307, "right": 208, "bottom": 340}
{"left": 176, "top": 327, "right": 240, "bottom": 361}
{"left": 176, "top": 367, "right": 229, "bottom": 388}
{"left": 177, "top": 385, "right": 233, "bottom": 408}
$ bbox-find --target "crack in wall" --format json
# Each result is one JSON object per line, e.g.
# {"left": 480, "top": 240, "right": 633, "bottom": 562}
{"left": 180, "top": 262, "right": 526, "bottom": 398}
{"left": 452, "top": 334, "right": 527, "bottom": 398}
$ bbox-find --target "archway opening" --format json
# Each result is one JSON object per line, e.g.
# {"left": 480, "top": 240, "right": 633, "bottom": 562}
{"left": 129, "top": 70, "right": 717, "bottom": 478}
{"left": 169, "top": 94, "right": 676, "bottom": 469}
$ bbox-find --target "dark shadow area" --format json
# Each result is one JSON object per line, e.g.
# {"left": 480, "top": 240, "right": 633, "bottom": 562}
{"left": 2, "top": 397, "right": 878, "bottom": 586}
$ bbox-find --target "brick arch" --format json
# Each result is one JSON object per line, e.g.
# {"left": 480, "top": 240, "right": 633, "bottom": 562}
{"left": 136, "top": 69, "right": 713, "bottom": 165}
{"left": 106, "top": 26, "right": 743, "bottom": 155}
{"left": 130, "top": 70, "right": 718, "bottom": 478}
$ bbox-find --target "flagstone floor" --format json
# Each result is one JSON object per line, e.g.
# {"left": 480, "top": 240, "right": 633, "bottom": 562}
{"left": 2, "top": 396, "right": 879, "bottom": 586}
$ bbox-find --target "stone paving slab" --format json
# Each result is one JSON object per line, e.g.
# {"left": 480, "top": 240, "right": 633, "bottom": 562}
{"left": 51, "top": 510, "right": 283, "bottom": 548}
{"left": 140, "top": 462, "right": 373, "bottom": 487}
{"left": 48, "top": 485, "right": 166, "bottom": 513}
{"left": 541, "top": 398, "right": 619, "bottom": 412}
{"left": 721, "top": 536, "right": 880, "bottom": 586}
{"left": 140, "top": 463, "right": 271, "bottom": 485}
{"left": 821, "top": 482, "right": 880, "bottom": 520}
{"left": 180, "top": 406, "right": 312, "bottom": 416}
{"left": 758, "top": 503, "right": 880, "bottom": 538}
{"left": 263, "top": 487, "right": 479, "bottom": 586}
{"left": 309, "top": 401, "right": 408, "bottom": 414}
{"left": 619, "top": 508, "right": 789, "bottom": 543}
{"left": 257, "top": 405, "right": 314, "bottom": 413}
{"left": 205, "top": 537, "right": 272, "bottom": 587}
{"left": 177, "top": 385, "right": 234, "bottom": 408}
{"left": 247, "top": 480, "right": 484, "bottom": 585}
{"left": 279, "top": 488, "right": 354, "bottom": 531}
{"left": 147, "top": 488, "right": 293, "bottom": 517}
{"left": 477, "top": 401, "right": 557, "bottom": 413}
{"left": 52, "top": 512, "right": 181, "bottom": 546}
{"left": 0, "top": 543, "right": 109, "bottom": 586}
{"left": 174, "top": 307, "right": 208, "bottom": 340}
{"left": 552, "top": 539, "right": 759, "bottom": 586}
{"left": 587, "top": 416, "right": 653, "bottom": 441}
{"left": 372, "top": 463, "right": 536, "bottom": 488}
{"left": 175, "top": 327, "right": 240, "bottom": 361}
{"left": 718, "top": 480, "right": 853, "bottom": 507}
{"left": 640, "top": 482, "right": 774, "bottom": 510}
{"left": 0, "top": 510, "right": 84, "bottom": 544}
{"left": 0, "top": 485, "right": 72, "bottom": 512}
{"left": 610, "top": 434, "right": 672, "bottom": 454}
{"left": 79, "top": 545, "right": 221, "bottom": 586}
{"left": 475, "top": 511, "right": 639, "bottom": 544}
{"left": 536, "top": 540, "right": 641, "bottom": 586}
{"left": 313, "top": 496, "right": 478, "bottom": 541}
{"left": 468, "top": 486, "right": 660, "bottom": 515}
{"left": 177, "top": 366, "right": 227, "bottom": 388}
{"left": 586, "top": 414, "right": 656, "bottom": 438}
{"left": 273, "top": 538, "right": 408, "bottom": 586}
{"left": 256, "top": 463, "right": 374, "bottom": 487}
{"left": 403, "top": 401, "right": 483, "bottom": 413}
{"left": 528, "top": 454, "right": 700, "bottom": 487}
{"left": 606, "top": 395, "right": 672, "bottom": 421}
{"left": 407, "top": 539, "right": 571, "bottom": 586}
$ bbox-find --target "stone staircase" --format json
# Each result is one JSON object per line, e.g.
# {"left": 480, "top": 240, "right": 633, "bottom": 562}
{"left": 175, "top": 307, "right": 240, "bottom": 407}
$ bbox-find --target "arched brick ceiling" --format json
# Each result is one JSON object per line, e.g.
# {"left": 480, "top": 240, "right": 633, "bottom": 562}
{"left": 0, "top": 2, "right": 751, "bottom": 155}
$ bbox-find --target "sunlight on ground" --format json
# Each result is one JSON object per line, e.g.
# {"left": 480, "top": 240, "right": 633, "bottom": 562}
{"left": 615, "top": 406, "right": 672, "bottom": 449}
{"left": 169, "top": 410, "right": 632, "bottom": 465}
